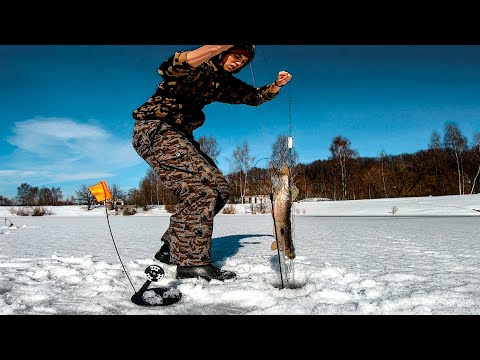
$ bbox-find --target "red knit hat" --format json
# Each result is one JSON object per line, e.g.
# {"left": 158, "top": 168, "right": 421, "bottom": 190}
{"left": 228, "top": 44, "right": 255, "bottom": 60}
{"left": 229, "top": 48, "right": 249, "bottom": 58}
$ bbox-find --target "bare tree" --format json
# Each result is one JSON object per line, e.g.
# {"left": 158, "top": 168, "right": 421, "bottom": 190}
{"left": 329, "top": 136, "right": 358, "bottom": 200}
{"left": 299, "top": 163, "right": 310, "bottom": 199}
{"left": 361, "top": 166, "right": 378, "bottom": 199}
{"left": 65, "top": 195, "right": 76, "bottom": 205}
{"left": 378, "top": 151, "right": 389, "bottom": 198}
{"left": 232, "top": 141, "right": 255, "bottom": 203}
{"left": 127, "top": 188, "right": 140, "bottom": 206}
{"left": 17, "top": 183, "right": 37, "bottom": 206}
{"left": 109, "top": 184, "right": 127, "bottom": 211}
{"left": 429, "top": 130, "right": 441, "bottom": 149}
{"left": 198, "top": 136, "right": 220, "bottom": 163}
{"left": 270, "top": 134, "right": 298, "bottom": 170}
{"left": 38, "top": 187, "right": 52, "bottom": 206}
{"left": 50, "top": 187, "right": 63, "bottom": 205}
{"left": 144, "top": 169, "right": 158, "bottom": 205}
{"left": 75, "top": 184, "right": 96, "bottom": 210}
{"left": 0, "top": 195, "right": 13, "bottom": 206}
{"left": 130, "top": 168, "right": 177, "bottom": 209}
{"left": 428, "top": 130, "right": 449, "bottom": 195}
{"left": 444, "top": 122, "right": 467, "bottom": 194}
{"left": 270, "top": 134, "right": 300, "bottom": 189}
{"left": 470, "top": 132, "right": 480, "bottom": 194}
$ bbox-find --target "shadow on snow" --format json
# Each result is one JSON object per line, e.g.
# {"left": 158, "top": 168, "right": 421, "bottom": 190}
{"left": 211, "top": 233, "right": 273, "bottom": 265}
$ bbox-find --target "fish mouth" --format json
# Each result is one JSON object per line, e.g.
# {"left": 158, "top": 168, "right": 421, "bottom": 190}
{"left": 285, "top": 248, "right": 296, "bottom": 260}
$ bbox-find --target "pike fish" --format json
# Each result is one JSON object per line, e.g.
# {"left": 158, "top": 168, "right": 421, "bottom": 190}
{"left": 270, "top": 163, "right": 299, "bottom": 260}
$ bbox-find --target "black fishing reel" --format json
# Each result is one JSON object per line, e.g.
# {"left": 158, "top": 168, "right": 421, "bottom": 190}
{"left": 130, "top": 264, "right": 182, "bottom": 307}
{"left": 145, "top": 265, "right": 165, "bottom": 282}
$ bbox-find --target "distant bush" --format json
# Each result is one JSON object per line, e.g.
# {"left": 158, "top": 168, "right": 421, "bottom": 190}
{"left": 250, "top": 203, "right": 269, "bottom": 214}
{"left": 32, "top": 206, "right": 52, "bottom": 216}
{"left": 122, "top": 206, "right": 137, "bottom": 216}
{"left": 391, "top": 205, "right": 398, "bottom": 214}
{"left": 11, "top": 206, "right": 52, "bottom": 216}
{"left": 13, "top": 207, "right": 31, "bottom": 216}
{"left": 222, "top": 204, "right": 236, "bottom": 214}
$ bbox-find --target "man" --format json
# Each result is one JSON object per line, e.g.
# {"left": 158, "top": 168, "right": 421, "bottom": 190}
{"left": 132, "top": 44, "right": 292, "bottom": 281}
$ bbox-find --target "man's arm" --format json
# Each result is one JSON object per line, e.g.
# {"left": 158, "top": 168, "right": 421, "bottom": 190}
{"left": 158, "top": 45, "right": 234, "bottom": 80}
{"left": 186, "top": 45, "right": 234, "bottom": 68}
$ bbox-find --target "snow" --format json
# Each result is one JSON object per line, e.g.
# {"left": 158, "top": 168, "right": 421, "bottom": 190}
{"left": 1, "top": 194, "right": 480, "bottom": 315}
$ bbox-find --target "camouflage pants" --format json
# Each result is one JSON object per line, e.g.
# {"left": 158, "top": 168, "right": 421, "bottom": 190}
{"left": 132, "top": 120, "right": 230, "bottom": 266}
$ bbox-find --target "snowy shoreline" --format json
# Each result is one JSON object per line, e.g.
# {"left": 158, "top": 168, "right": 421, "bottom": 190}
{"left": 1, "top": 194, "right": 479, "bottom": 218}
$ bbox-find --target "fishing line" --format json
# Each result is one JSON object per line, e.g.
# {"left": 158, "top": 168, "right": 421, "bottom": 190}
{"left": 248, "top": 46, "right": 299, "bottom": 288}
{"left": 247, "top": 49, "right": 285, "bottom": 287}
{"left": 286, "top": 82, "right": 298, "bottom": 264}
{"left": 270, "top": 192, "right": 285, "bottom": 289}
{"left": 277, "top": 70, "right": 299, "bottom": 288}
{"left": 101, "top": 190, "right": 137, "bottom": 293}
{"left": 92, "top": 184, "right": 182, "bottom": 306}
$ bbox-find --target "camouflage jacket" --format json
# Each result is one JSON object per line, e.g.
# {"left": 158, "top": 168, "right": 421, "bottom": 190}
{"left": 132, "top": 51, "right": 279, "bottom": 135}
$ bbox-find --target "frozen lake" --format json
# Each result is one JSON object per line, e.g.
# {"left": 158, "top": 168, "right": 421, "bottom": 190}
{"left": 2, "top": 211, "right": 480, "bottom": 314}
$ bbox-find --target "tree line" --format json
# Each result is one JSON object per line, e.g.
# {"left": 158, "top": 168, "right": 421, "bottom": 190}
{"left": 2, "top": 122, "right": 479, "bottom": 207}
{"left": 0, "top": 184, "right": 66, "bottom": 206}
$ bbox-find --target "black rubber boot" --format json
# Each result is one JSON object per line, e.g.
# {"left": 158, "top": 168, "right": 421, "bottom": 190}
{"left": 154, "top": 243, "right": 171, "bottom": 265}
{"left": 176, "top": 264, "right": 236, "bottom": 282}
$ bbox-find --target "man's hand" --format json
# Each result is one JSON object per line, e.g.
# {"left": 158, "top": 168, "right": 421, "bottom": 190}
{"left": 275, "top": 71, "right": 292, "bottom": 87}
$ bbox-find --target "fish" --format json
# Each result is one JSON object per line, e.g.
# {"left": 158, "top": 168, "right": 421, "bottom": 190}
{"left": 270, "top": 163, "right": 299, "bottom": 259}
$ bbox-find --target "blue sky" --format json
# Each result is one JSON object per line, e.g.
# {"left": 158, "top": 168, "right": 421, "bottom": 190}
{"left": 1, "top": 45, "right": 480, "bottom": 199}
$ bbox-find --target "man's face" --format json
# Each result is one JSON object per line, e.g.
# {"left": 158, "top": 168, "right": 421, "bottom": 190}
{"left": 222, "top": 52, "right": 250, "bottom": 73}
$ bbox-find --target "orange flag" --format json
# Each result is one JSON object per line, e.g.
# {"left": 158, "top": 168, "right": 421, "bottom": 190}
{"left": 89, "top": 180, "right": 112, "bottom": 202}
